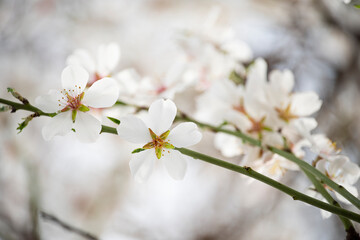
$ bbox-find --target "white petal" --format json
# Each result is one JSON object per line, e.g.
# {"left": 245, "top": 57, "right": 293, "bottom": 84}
{"left": 262, "top": 132, "right": 284, "bottom": 148}
{"left": 167, "top": 122, "right": 202, "bottom": 148}
{"left": 214, "top": 132, "right": 243, "bottom": 157}
{"left": 66, "top": 49, "right": 96, "bottom": 73}
{"left": 61, "top": 65, "right": 89, "bottom": 92}
{"left": 320, "top": 209, "right": 332, "bottom": 219}
{"left": 82, "top": 77, "right": 119, "bottom": 108}
{"left": 335, "top": 185, "right": 358, "bottom": 204}
{"left": 147, "top": 99, "right": 177, "bottom": 135}
{"left": 35, "top": 90, "right": 63, "bottom": 113}
{"left": 315, "top": 159, "right": 327, "bottom": 174}
{"left": 162, "top": 150, "right": 187, "bottom": 180}
{"left": 129, "top": 150, "right": 156, "bottom": 182}
{"left": 97, "top": 43, "right": 120, "bottom": 76}
{"left": 116, "top": 68, "right": 142, "bottom": 95}
{"left": 221, "top": 40, "right": 253, "bottom": 62}
{"left": 117, "top": 116, "right": 151, "bottom": 144}
{"left": 246, "top": 58, "right": 267, "bottom": 93}
{"left": 269, "top": 69, "right": 294, "bottom": 94}
{"left": 42, "top": 111, "right": 72, "bottom": 141}
{"left": 73, "top": 111, "right": 101, "bottom": 143}
{"left": 328, "top": 157, "right": 347, "bottom": 176}
{"left": 290, "top": 92, "right": 322, "bottom": 116}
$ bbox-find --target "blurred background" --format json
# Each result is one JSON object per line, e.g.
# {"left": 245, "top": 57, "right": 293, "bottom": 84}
{"left": 1, "top": 0, "right": 360, "bottom": 239}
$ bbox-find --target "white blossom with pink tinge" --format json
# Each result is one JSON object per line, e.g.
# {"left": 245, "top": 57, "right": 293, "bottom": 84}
{"left": 117, "top": 99, "right": 202, "bottom": 182}
{"left": 36, "top": 65, "right": 119, "bottom": 142}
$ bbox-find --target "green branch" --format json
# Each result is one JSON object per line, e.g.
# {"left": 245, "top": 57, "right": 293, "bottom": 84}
{"left": 303, "top": 168, "right": 353, "bottom": 230}
{"left": 0, "top": 98, "right": 55, "bottom": 117}
{"left": 2, "top": 97, "right": 360, "bottom": 226}
{"left": 175, "top": 112, "right": 360, "bottom": 211}
{"left": 175, "top": 147, "right": 360, "bottom": 223}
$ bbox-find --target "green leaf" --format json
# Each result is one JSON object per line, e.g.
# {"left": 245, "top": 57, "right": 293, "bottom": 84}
{"left": 354, "top": 4, "right": 360, "bottom": 8}
{"left": 16, "top": 113, "right": 39, "bottom": 133}
{"left": 7, "top": 87, "right": 29, "bottom": 104}
{"left": 132, "top": 148, "right": 146, "bottom": 154}
{"left": 107, "top": 116, "right": 120, "bottom": 125}
{"left": 17, "top": 120, "right": 28, "bottom": 133}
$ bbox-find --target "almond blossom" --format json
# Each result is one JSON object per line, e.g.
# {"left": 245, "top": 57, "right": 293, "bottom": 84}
{"left": 66, "top": 43, "right": 120, "bottom": 86}
{"left": 176, "top": 6, "right": 252, "bottom": 91}
{"left": 308, "top": 156, "right": 360, "bottom": 218}
{"left": 35, "top": 65, "right": 119, "bottom": 142}
{"left": 116, "top": 99, "right": 202, "bottom": 182}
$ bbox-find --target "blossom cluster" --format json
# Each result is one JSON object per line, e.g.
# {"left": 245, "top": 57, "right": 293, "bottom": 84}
{"left": 33, "top": 9, "right": 359, "bottom": 213}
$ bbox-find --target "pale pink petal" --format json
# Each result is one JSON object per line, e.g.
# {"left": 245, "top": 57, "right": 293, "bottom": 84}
{"left": 147, "top": 99, "right": 177, "bottom": 135}
{"left": 66, "top": 49, "right": 96, "bottom": 73}
{"left": 35, "top": 90, "right": 63, "bottom": 113}
{"left": 82, "top": 77, "right": 119, "bottom": 108}
{"left": 130, "top": 150, "right": 156, "bottom": 182}
{"left": 73, "top": 111, "right": 101, "bottom": 143}
{"left": 117, "top": 116, "right": 152, "bottom": 144}
{"left": 167, "top": 122, "right": 202, "bottom": 148}
{"left": 42, "top": 111, "right": 72, "bottom": 141}
{"left": 162, "top": 150, "right": 187, "bottom": 180}
{"left": 61, "top": 65, "right": 89, "bottom": 92}
{"left": 290, "top": 92, "right": 322, "bottom": 116}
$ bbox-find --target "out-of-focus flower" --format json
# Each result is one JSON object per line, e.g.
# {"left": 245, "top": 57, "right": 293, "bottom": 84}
{"left": 316, "top": 156, "right": 360, "bottom": 204}
{"left": 116, "top": 57, "right": 192, "bottom": 105}
{"left": 66, "top": 43, "right": 120, "bottom": 86}
{"left": 117, "top": 99, "right": 202, "bottom": 182}
{"left": 266, "top": 69, "right": 322, "bottom": 126}
{"left": 255, "top": 154, "right": 299, "bottom": 181}
{"left": 36, "top": 65, "right": 119, "bottom": 142}
{"left": 176, "top": 6, "right": 252, "bottom": 91}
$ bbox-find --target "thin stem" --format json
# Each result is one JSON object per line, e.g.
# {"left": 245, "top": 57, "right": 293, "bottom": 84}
{"left": 176, "top": 112, "right": 360, "bottom": 211}
{"left": 40, "top": 211, "right": 98, "bottom": 240}
{"left": 2, "top": 98, "right": 360, "bottom": 224}
{"left": 0, "top": 98, "right": 54, "bottom": 117}
{"left": 268, "top": 147, "right": 360, "bottom": 211}
{"left": 175, "top": 147, "right": 360, "bottom": 223}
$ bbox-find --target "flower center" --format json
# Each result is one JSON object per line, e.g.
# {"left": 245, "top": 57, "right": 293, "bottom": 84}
{"left": 57, "top": 85, "right": 89, "bottom": 122}
{"left": 275, "top": 103, "right": 298, "bottom": 122}
{"left": 143, "top": 128, "right": 174, "bottom": 159}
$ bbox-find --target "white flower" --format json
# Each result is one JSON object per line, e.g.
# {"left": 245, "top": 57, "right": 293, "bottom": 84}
{"left": 116, "top": 99, "right": 202, "bottom": 182}
{"left": 36, "top": 65, "right": 119, "bottom": 142}
{"left": 254, "top": 154, "right": 299, "bottom": 180}
{"left": 316, "top": 157, "right": 360, "bottom": 204}
{"left": 266, "top": 69, "right": 322, "bottom": 124}
{"left": 66, "top": 43, "right": 120, "bottom": 86}
{"left": 115, "top": 57, "right": 191, "bottom": 105}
